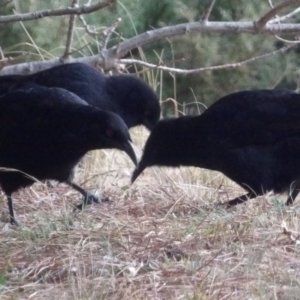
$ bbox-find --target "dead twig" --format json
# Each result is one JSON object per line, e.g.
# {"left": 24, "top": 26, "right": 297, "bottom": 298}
{"left": 120, "top": 44, "right": 295, "bottom": 74}
{"left": 256, "top": 0, "right": 300, "bottom": 29}
{"left": 62, "top": 0, "right": 78, "bottom": 61}
{"left": 103, "top": 18, "right": 122, "bottom": 50}
{"left": 78, "top": 14, "right": 104, "bottom": 36}
{"left": 269, "top": 6, "right": 300, "bottom": 23}
{"left": 201, "top": 0, "right": 217, "bottom": 22}
{"left": 0, "top": 0, "right": 116, "bottom": 24}
{"left": 0, "top": 52, "right": 28, "bottom": 70}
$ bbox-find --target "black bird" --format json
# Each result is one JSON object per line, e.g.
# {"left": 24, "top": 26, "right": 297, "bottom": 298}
{"left": 0, "top": 63, "right": 161, "bottom": 130}
{"left": 0, "top": 86, "right": 137, "bottom": 225}
{"left": 132, "top": 89, "right": 300, "bottom": 207}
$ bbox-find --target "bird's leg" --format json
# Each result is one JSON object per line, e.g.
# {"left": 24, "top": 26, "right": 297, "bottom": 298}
{"left": 66, "top": 181, "right": 108, "bottom": 210}
{"left": 7, "top": 193, "right": 19, "bottom": 226}
{"left": 222, "top": 191, "right": 257, "bottom": 207}
{"left": 286, "top": 180, "right": 300, "bottom": 205}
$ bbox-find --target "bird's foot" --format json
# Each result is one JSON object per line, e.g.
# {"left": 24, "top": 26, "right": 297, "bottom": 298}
{"left": 10, "top": 217, "right": 20, "bottom": 226}
{"left": 74, "top": 192, "right": 109, "bottom": 211}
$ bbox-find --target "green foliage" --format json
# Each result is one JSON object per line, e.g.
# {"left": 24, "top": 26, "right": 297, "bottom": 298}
{"left": 1, "top": 0, "right": 299, "bottom": 114}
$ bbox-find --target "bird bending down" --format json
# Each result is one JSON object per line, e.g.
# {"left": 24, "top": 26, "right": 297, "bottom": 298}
{"left": 132, "top": 89, "right": 300, "bottom": 207}
{"left": 0, "top": 63, "right": 161, "bottom": 130}
{"left": 0, "top": 86, "right": 137, "bottom": 225}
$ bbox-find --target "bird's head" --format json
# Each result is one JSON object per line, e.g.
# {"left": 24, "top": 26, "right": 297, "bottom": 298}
{"left": 108, "top": 75, "right": 160, "bottom": 131}
{"left": 87, "top": 108, "right": 138, "bottom": 166}
{"left": 131, "top": 118, "right": 183, "bottom": 183}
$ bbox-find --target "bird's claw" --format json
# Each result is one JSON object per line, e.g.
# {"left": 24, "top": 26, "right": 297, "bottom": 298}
{"left": 10, "top": 217, "right": 20, "bottom": 226}
{"left": 74, "top": 193, "right": 109, "bottom": 211}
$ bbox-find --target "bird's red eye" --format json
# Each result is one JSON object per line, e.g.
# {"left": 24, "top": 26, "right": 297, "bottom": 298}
{"left": 105, "top": 129, "right": 114, "bottom": 138}
{"left": 144, "top": 110, "right": 151, "bottom": 116}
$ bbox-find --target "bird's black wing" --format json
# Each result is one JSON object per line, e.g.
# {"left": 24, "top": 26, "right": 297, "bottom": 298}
{"left": 0, "top": 74, "right": 25, "bottom": 96}
{"left": 0, "top": 85, "right": 90, "bottom": 150}
{"left": 202, "top": 90, "right": 300, "bottom": 148}
{"left": 30, "top": 63, "right": 108, "bottom": 105}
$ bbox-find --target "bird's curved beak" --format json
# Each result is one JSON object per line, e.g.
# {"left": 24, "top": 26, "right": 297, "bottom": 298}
{"left": 122, "top": 141, "right": 138, "bottom": 166}
{"left": 131, "top": 161, "right": 147, "bottom": 184}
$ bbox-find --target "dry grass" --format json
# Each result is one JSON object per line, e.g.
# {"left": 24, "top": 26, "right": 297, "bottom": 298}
{"left": 0, "top": 127, "right": 300, "bottom": 299}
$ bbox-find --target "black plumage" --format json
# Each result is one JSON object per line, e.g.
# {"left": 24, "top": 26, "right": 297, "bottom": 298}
{"left": 0, "top": 86, "right": 137, "bottom": 225}
{"left": 132, "top": 89, "right": 300, "bottom": 206}
{"left": 0, "top": 63, "right": 161, "bottom": 130}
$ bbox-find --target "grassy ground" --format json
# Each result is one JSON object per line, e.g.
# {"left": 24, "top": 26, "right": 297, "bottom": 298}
{"left": 0, "top": 127, "right": 300, "bottom": 300}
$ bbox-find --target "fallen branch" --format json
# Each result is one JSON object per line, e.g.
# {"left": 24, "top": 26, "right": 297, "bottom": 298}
{"left": 119, "top": 44, "right": 295, "bottom": 74}
{"left": 2, "top": 21, "right": 300, "bottom": 75}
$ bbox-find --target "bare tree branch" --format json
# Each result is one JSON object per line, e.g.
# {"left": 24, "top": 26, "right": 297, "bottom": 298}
{"left": 103, "top": 18, "right": 122, "bottom": 49}
{"left": 2, "top": 21, "right": 300, "bottom": 75}
{"left": 201, "top": 0, "right": 217, "bottom": 22}
{"left": 274, "top": 35, "right": 300, "bottom": 43}
{"left": 113, "top": 21, "right": 300, "bottom": 60}
{"left": 0, "top": 52, "right": 28, "bottom": 70}
{"left": 0, "top": 47, "right": 4, "bottom": 60}
{"left": 62, "top": 0, "right": 78, "bottom": 61}
{"left": 119, "top": 44, "right": 295, "bottom": 74}
{"left": 269, "top": 6, "right": 300, "bottom": 23}
{"left": 78, "top": 14, "right": 103, "bottom": 36}
{"left": 0, "top": 0, "right": 116, "bottom": 24}
{"left": 256, "top": 0, "right": 300, "bottom": 29}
